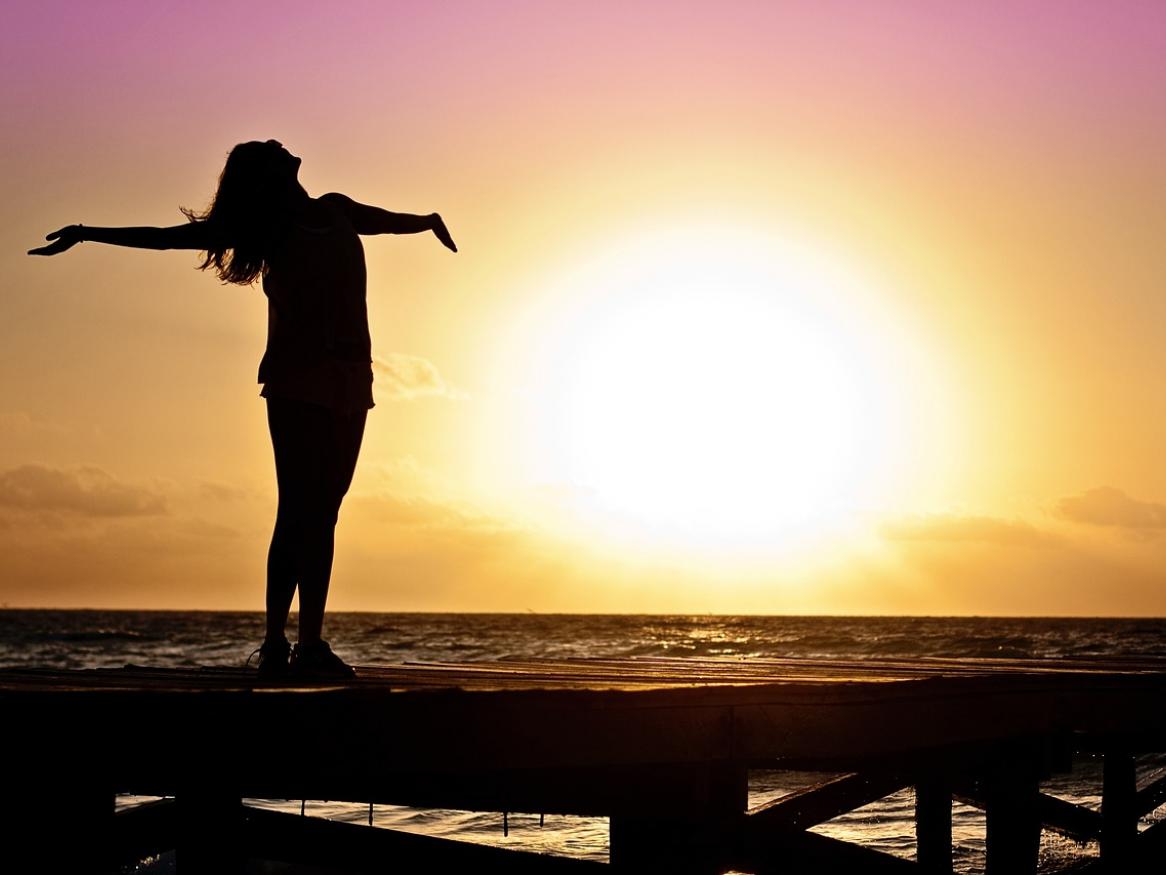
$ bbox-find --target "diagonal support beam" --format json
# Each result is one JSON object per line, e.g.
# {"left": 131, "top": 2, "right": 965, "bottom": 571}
{"left": 954, "top": 787, "right": 1102, "bottom": 842}
{"left": 1137, "top": 772, "right": 1166, "bottom": 817}
{"left": 746, "top": 771, "right": 912, "bottom": 833}
{"left": 242, "top": 805, "right": 604, "bottom": 873}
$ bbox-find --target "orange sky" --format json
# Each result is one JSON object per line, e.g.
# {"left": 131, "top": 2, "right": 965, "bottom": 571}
{"left": 2, "top": 2, "right": 1164, "bottom": 613}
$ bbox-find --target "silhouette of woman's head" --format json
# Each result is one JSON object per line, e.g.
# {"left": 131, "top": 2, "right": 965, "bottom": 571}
{"left": 183, "top": 140, "right": 302, "bottom": 285}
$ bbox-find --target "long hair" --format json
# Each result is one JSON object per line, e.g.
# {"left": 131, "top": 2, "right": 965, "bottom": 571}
{"left": 182, "top": 141, "right": 292, "bottom": 285}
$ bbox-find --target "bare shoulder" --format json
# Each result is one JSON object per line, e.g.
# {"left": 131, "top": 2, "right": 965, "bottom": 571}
{"left": 316, "top": 193, "right": 386, "bottom": 235}
{"left": 317, "top": 192, "right": 365, "bottom": 224}
{"left": 318, "top": 192, "right": 359, "bottom": 214}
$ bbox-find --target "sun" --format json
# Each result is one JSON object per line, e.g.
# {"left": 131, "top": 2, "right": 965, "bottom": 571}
{"left": 503, "top": 226, "right": 912, "bottom": 551}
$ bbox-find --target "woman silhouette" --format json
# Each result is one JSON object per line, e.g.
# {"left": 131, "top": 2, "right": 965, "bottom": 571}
{"left": 29, "top": 140, "right": 457, "bottom": 678}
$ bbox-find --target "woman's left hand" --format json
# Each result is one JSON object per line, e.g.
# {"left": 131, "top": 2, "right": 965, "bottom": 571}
{"left": 28, "top": 225, "right": 84, "bottom": 256}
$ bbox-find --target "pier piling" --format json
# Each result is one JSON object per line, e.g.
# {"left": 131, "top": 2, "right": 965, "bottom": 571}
{"left": 915, "top": 779, "right": 953, "bottom": 875}
{"left": 1100, "top": 750, "right": 1138, "bottom": 868}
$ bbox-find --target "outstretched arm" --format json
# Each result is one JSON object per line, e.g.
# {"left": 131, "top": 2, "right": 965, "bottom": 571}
{"left": 28, "top": 222, "right": 218, "bottom": 256}
{"left": 322, "top": 193, "right": 457, "bottom": 252}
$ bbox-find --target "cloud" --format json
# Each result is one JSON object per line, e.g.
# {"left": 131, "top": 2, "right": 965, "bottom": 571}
{"left": 199, "top": 481, "right": 250, "bottom": 502}
{"left": 348, "top": 490, "right": 511, "bottom": 535}
{"left": 372, "top": 353, "right": 466, "bottom": 401}
{"left": 880, "top": 513, "right": 1053, "bottom": 547}
{"left": 1055, "top": 487, "right": 1166, "bottom": 534}
{"left": 0, "top": 464, "right": 166, "bottom": 517}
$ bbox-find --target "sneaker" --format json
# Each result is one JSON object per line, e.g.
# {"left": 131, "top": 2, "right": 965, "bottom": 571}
{"left": 290, "top": 639, "right": 356, "bottom": 679}
{"left": 250, "top": 635, "right": 291, "bottom": 680}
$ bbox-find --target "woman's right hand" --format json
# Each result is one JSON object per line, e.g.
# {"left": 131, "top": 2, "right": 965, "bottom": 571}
{"left": 431, "top": 214, "right": 457, "bottom": 253}
{"left": 28, "top": 225, "right": 83, "bottom": 256}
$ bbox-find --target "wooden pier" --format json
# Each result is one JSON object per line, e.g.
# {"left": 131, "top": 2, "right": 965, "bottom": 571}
{"left": 3, "top": 655, "right": 1166, "bottom": 873}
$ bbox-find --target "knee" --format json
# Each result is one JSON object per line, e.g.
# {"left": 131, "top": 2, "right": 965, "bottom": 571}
{"left": 277, "top": 505, "right": 338, "bottom": 536}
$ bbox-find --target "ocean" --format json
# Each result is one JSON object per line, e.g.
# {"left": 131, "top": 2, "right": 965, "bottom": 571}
{"left": 4, "top": 610, "right": 1165, "bottom": 873}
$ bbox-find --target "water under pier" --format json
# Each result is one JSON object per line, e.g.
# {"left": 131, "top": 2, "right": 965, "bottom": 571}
{"left": 3, "top": 655, "right": 1165, "bottom": 873}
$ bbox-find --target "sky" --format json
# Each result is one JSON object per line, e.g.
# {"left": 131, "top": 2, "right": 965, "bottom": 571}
{"left": 1, "top": 1, "right": 1164, "bottom": 614}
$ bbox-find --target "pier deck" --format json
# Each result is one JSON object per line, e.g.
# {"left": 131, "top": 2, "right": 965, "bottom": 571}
{"left": 4, "top": 656, "right": 1166, "bottom": 872}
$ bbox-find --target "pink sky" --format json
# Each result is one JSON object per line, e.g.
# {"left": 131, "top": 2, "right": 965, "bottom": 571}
{"left": 2, "top": 2, "right": 1165, "bottom": 612}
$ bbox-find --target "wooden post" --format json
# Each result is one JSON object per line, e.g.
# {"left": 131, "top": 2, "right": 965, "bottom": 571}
{"left": 175, "top": 788, "right": 244, "bottom": 874}
{"left": 1, "top": 763, "right": 115, "bottom": 872}
{"left": 609, "top": 764, "right": 746, "bottom": 873}
{"left": 915, "top": 780, "right": 953, "bottom": 875}
{"left": 1100, "top": 751, "right": 1137, "bottom": 867}
{"left": 3, "top": 779, "right": 116, "bottom": 872}
{"left": 983, "top": 753, "right": 1041, "bottom": 875}
{"left": 74, "top": 777, "right": 118, "bottom": 871}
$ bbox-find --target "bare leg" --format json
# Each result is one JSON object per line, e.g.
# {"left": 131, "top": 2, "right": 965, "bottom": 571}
{"left": 266, "top": 397, "right": 313, "bottom": 644}
{"left": 265, "top": 511, "right": 299, "bottom": 641}
{"left": 295, "top": 519, "right": 335, "bottom": 646}
{"left": 265, "top": 396, "right": 365, "bottom": 648}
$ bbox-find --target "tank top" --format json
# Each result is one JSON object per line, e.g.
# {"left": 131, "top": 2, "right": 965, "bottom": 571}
{"left": 257, "top": 195, "right": 375, "bottom": 412}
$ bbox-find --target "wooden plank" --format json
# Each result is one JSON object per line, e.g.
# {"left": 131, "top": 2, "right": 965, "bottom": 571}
{"left": 2, "top": 659, "right": 1166, "bottom": 824}
{"left": 5, "top": 654, "right": 1166, "bottom": 695}
{"left": 1, "top": 664, "right": 1164, "bottom": 783}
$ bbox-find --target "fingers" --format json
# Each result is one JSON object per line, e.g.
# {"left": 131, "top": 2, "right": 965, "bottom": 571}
{"left": 30, "top": 226, "right": 79, "bottom": 255}
{"left": 434, "top": 224, "right": 457, "bottom": 252}
{"left": 429, "top": 215, "right": 457, "bottom": 252}
{"left": 27, "top": 238, "right": 72, "bottom": 256}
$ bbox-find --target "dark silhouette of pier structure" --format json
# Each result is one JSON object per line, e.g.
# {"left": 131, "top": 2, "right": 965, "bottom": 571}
{"left": 3, "top": 655, "right": 1165, "bottom": 872}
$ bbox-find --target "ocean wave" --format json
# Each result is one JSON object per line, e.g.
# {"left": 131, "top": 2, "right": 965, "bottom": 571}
{"left": 3, "top": 610, "right": 1165, "bottom": 669}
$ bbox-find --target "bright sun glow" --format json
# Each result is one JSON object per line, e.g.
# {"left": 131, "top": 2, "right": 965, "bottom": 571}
{"left": 505, "top": 226, "right": 917, "bottom": 551}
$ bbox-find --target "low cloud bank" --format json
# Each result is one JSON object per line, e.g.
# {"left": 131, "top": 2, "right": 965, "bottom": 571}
{"left": 1055, "top": 486, "right": 1166, "bottom": 535}
{"left": 0, "top": 464, "right": 166, "bottom": 517}
{"left": 880, "top": 513, "right": 1052, "bottom": 547}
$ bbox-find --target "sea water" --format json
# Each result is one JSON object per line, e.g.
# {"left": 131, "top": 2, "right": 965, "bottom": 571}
{"left": 3, "top": 611, "right": 1164, "bottom": 873}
